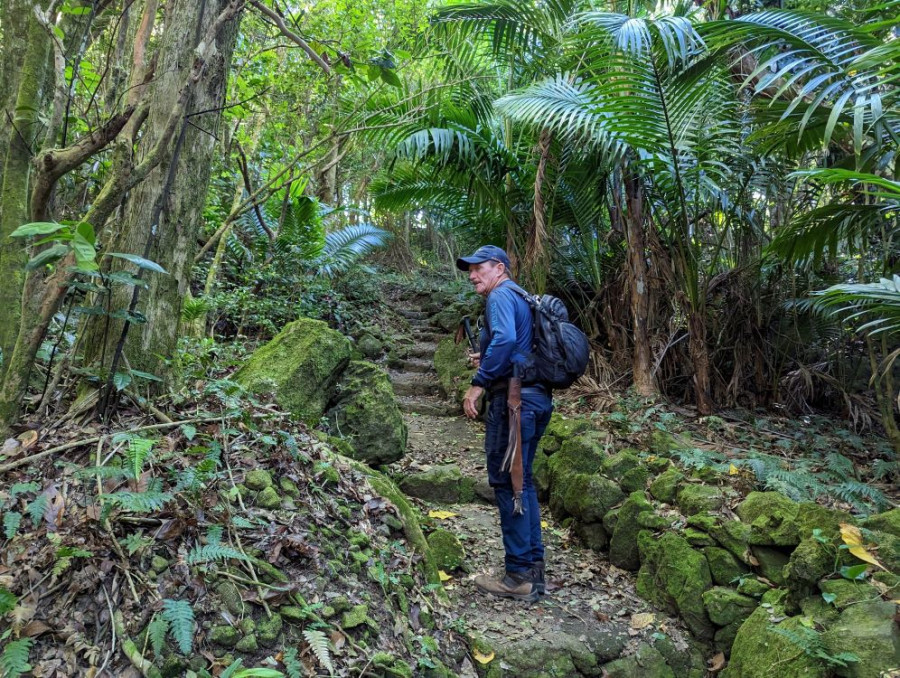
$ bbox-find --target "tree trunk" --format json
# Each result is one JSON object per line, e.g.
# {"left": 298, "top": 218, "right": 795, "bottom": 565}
{"left": 0, "top": 7, "right": 51, "bottom": 378}
{"left": 688, "top": 308, "right": 715, "bottom": 414}
{"left": 623, "top": 170, "right": 657, "bottom": 397}
{"left": 80, "top": 0, "right": 242, "bottom": 383}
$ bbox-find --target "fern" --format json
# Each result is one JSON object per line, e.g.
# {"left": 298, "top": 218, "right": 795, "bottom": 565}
{"left": 8, "top": 482, "right": 40, "bottom": 500}
{"left": 832, "top": 481, "right": 888, "bottom": 513}
{"left": 0, "top": 638, "right": 32, "bottom": 678}
{"left": 303, "top": 628, "right": 334, "bottom": 675}
{"left": 186, "top": 543, "right": 250, "bottom": 565}
{"left": 220, "top": 659, "right": 245, "bottom": 678}
{"left": 283, "top": 647, "right": 304, "bottom": 678}
{"left": 147, "top": 614, "right": 169, "bottom": 657}
{"left": 105, "top": 491, "right": 173, "bottom": 513}
{"left": 870, "top": 458, "right": 899, "bottom": 481}
{"left": 206, "top": 525, "right": 224, "bottom": 546}
{"left": 25, "top": 495, "right": 49, "bottom": 527}
{"left": 231, "top": 516, "right": 254, "bottom": 529}
{"left": 162, "top": 599, "right": 195, "bottom": 655}
{"left": 2, "top": 513, "right": 21, "bottom": 540}
{"left": 823, "top": 453, "right": 855, "bottom": 480}
{"left": 0, "top": 589, "right": 17, "bottom": 616}
{"left": 113, "top": 435, "right": 155, "bottom": 481}
{"left": 769, "top": 624, "right": 858, "bottom": 668}
{"left": 74, "top": 465, "right": 130, "bottom": 480}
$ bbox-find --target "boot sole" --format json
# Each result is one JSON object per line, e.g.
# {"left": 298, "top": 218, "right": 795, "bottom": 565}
{"left": 474, "top": 582, "right": 539, "bottom": 603}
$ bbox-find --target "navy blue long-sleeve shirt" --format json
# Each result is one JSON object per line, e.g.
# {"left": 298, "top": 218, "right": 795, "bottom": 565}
{"left": 471, "top": 280, "right": 533, "bottom": 388}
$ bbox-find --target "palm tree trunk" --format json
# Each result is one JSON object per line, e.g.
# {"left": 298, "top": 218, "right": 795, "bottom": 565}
{"left": 689, "top": 308, "right": 715, "bottom": 414}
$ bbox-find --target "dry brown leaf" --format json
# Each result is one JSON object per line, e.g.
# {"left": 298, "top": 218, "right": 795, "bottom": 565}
{"left": 42, "top": 485, "right": 65, "bottom": 531}
{"left": 708, "top": 651, "right": 726, "bottom": 672}
{"left": 630, "top": 612, "right": 655, "bottom": 629}
{"left": 1, "top": 438, "right": 22, "bottom": 458}
{"left": 18, "top": 430, "right": 38, "bottom": 450}
{"left": 21, "top": 619, "right": 51, "bottom": 637}
{"left": 746, "top": 551, "right": 760, "bottom": 566}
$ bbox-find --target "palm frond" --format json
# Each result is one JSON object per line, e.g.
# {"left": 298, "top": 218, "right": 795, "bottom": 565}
{"left": 811, "top": 276, "right": 900, "bottom": 340}
{"left": 314, "top": 224, "right": 391, "bottom": 277}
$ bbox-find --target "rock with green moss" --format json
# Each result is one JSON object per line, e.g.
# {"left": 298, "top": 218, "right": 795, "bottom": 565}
{"left": 216, "top": 581, "right": 244, "bottom": 616}
{"left": 636, "top": 531, "right": 714, "bottom": 640}
{"left": 750, "top": 546, "right": 791, "bottom": 586}
{"left": 704, "top": 546, "right": 750, "bottom": 586}
{"left": 648, "top": 468, "right": 684, "bottom": 504}
{"left": 538, "top": 435, "right": 560, "bottom": 455}
{"left": 210, "top": 625, "right": 239, "bottom": 647}
{"left": 648, "top": 431, "right": 681, "bottom": 455}
{"left": 861, "top": 507, "right": 900, "bottom": 538}
{"left": 356, "top": 333, "right": 383, "bottom": 359}
{"left": 601, "top": 450, "right": 641, "bottom": 481}
{"left": 610, "top": 491, "right": 655, "bottom": 570}
{"left": 244, "top": 469, "right": 273, "bottom": 491}
{"left": 573, "top": 521, "right": 609, "bottom": 551}
{"left": 325, "top": 361, "right": 407, "bottom": 465}
{"left": 279, "top": 477, "right": 300, "bottom": 497}
{"left": 559, "top": 473, "right": 625, "bottom": 523}
{"left": 863, "top": 529, "right": 900, "bottom": 573}
{"left": 427, "top": 529, "right": 465, "bottom": 570}
{"left": 547, "top": 432, "right": 608, "bottom": 489}
{"left": 433, "top": 337, "right": 473, "bottom": 404}
{"left": 676, "top": 484, "right": 728, "bottom": 516}
{"left": 708, "top": 520, "right": 753, "bottom": 563}
{"left": 818, "top": 579, "right": 881, "bottom": 609}
{"left": 544, "top": 413, "right": 592, "bottom": 443}
{"left": 486, "top": 630, "right": 609, "bottom": 678}
{"left": 724, "top": 604, "right": 827, "bottom": 678}
{"left": 341, "top": 604, "right": 369, "bottom": 629}
{"left": 683, "top": 527, "right": 717, "bottom": 546}
{"left": 603, "top": 507, "right": 620, "bottom": 535}
{"left": 736, "top": 577, "right": 770, "bottom": 597}
{"left": 256, "top": 613, "right": 282, "bottom": 647}
{"left": 651, "top": 634, "right": 707, "bottom": 678}
{"left": 702, "top": 587, "right": 758, "bottom": 627}
{"left": 602, "top": 642, "right": 675, "bottom": 678}
{"left": 533, "top": 450, "right": 551, "bottom": 500}
{"left": 736, "top": 491, "right": 802, "bottom": 546}
{"left": 620, "top": 466, "right": 651, "bottom": 493}
{"left": 234, "top": 317, "right": 351, "bottom": 423}
{"left": 784, "top": 535, "right": 850, "bottom": 598}
{"left": 399, "top": 464, "right": 473, "bottom": 503}
{"left": 822, "top": 600, "right": 900, "bottom": 678}
{"left": 372, "top": 651, "right": 414, "bottom": 678}
{"left": 234, "top": 634, "right": 258, "bottom": 653}
{"left": 255, "top": 486, "right": 281, "bottom": 509}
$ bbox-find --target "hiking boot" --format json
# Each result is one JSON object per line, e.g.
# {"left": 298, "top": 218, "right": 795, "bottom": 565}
{"left": 531, "top": 560, "right": 546, "bottom": 595}
{"left": 474, "top": 571, "right": 539, "bottom": 603}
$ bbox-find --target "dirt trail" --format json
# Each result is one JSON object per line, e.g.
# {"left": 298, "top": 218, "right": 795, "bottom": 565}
{"left": 386, "top": 301, "right": 702, "bottom": 677}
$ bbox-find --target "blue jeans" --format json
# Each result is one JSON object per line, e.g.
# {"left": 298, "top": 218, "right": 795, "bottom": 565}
{"left": 484, "top": 386, "right": 553, "bottom": 574}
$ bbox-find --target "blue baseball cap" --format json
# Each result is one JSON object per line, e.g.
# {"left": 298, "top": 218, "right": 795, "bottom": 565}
{"left": 456, "top": 245, "right": 512, "bottom": 271}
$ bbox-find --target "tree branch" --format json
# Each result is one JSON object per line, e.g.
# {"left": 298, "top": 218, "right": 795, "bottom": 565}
{"left": 249, "top": 0, "right": 331, "bottom": 74}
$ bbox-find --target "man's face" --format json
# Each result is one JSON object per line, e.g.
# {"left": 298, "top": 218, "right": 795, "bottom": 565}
{"left": 468, "top": 260, "right": 504, "bottom": 297}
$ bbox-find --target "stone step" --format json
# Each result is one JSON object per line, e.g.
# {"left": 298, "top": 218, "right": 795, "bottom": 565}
{"left": 389, "top": 372, "right": 442, "bottom": 397}
{"left": 399, "top": 309, "right": 430, "bottom": 320}
{"left": 408, "top": 343, "right": 437, "bottom": 359}
{"left": 412, "top": 331, "right": 443, "bottom": 343}
{"left": 399, "top": 358, "right": 433, "bottom": 373}
{"left": 398, "top": 397, "right": 460, "bottom": 417}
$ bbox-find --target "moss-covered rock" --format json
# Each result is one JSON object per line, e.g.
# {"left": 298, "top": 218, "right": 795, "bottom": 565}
{"left": 620, "top": 466, "right": 650, "bottom": 493}
{"left": 822, "top": 600, "right": 900, "bottom": 678}
{"left": 724, "top": 604, "right": 827, "bottom": 678}
{"left": 651, "top": 634, "right": 707, "bottom": 678}
{"left": 234, "top": 317, "right": 351, "bottom": 423}
{"left": 399, "top": 464, "right": 474, "bottom": 504}
{"left": 736, "top": 577, "right": 770, "bottom": 598}
{"left": 426, "top": 529, "right": 465, "bottom": 571}
{"left": 635, "top": 532, "right": 714, "bottom": 640}
{"left": 610, "top": 491, "right": 655, "bottom": 571}
{"left": 234, "top": 634, "right": 258, "bottom": 653}
{"left": 255, "top": 486, "right": 281, "bottom": 509}
{"left": 863, "top": 528, "right": 900, "bottom": 573}
{"left": 702, "top": 587, "right": 758, "bottom": 627}
{"left": 559, "top": 473, "right": 625, "bottom": 523}
{"left": 210, "top": 625, "right": 239, "bottom": 647}
{"left": 544, "top": 413, "right": 592, "bottom": 444}
{"left": 784, "top": 534, "right": 852, "bottom": 599}
{"left": 676, "top": 484, "right": 728, "bottom": 516}
{"left": 256, "top": 613, "right": 282, "bottom": 647}
{"left": 357, "top": 333, "right": 383, "bottom": 359}
{"left": 533, "top": 450, "right": 550, "bottom": 501}
{"left": 648, "top": 431, "right": 682, "bottom": 455}
{"left": 573, "top": 521, "right": 609, "bottom": 551}
{"left": 433, "top": 337, "right": 472, "bottom": 404}
{"left": 708, "top": 519, "right": 753, "bottom": 563}
{"left": 860, "top": 507, "right": 900, "bottom": 538}
{"left": 601, "top": 450, "right": 641, "bottom": 481}
{"left": 736, "top": 491, "right": 802, "bottom": 546}
{"left": 818, "top": 579, "right": 881, "bottom": 609}
{"left": 341, "top": 604, "right": 369, "bottom": 629}
{"left": 216, "top": 581, "right": 244, "bottom": 616}
{"left": 279, "top": 476, "right": 300, "bottom": 497}
{"left": 750, "top": 546, "right": 791, "bottom": 586}
{"left": 648, "top": 468, "right": 684, "bottom": 504}
{"left": 704, "top": 546, "right": 750, "bottom": 586}
{"left": 603, "top": 507, "right": 620, "bottom": 535}
{"left": 547, "top": 432, "right": 608, "bottom": 487}
{"left": 602, "top": 643, "right": 674, "bottom": 678}
{"left": 325, "top": 361, "right": 407, "bottom": 465}
{"left": 683, "top": 527, "right": 717, "bottom": 546}
{"left": 244, "top": 469, "right": 273, "bottom": 491}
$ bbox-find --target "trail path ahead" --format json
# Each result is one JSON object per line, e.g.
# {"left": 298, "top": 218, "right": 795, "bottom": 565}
{"left": 386, "top": 298, "right": 703, "bottom": 677}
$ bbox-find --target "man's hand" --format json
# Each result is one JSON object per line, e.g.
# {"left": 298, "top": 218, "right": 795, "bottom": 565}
{"left": 463, "top": 385, "right": 484, "bottom": 419}
{"left": 466, "top": 350, "right": 481, "bottom": 369}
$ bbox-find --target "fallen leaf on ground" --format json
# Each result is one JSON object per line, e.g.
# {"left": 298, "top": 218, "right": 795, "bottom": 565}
{"left": 840, "top": 523, "right": 887, "bottom": 571}
{"left": 540, "top": 520, "right": 549, "bottom": 528}
{"left": 708, "top": 651, "right": 726, "bottom": 672}
{"left": 630, "top": 612, "right": 654, "bottom": 629}
{"left": 18, "top": 430, "right": 38, "bottom": 449}
{"left": 438, "top": 570, "right": 452, "bottom": 581}
{"left": 473, "top": 649, "right": 494, "bottom": 664}
{"left": 1, "top": 439, "right": 21, "bottom": 458}
{"left": 428, "top": 510, "right": 457, "bottom": 520}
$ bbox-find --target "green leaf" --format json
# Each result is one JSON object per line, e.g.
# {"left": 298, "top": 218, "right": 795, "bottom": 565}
{"left": 0, "top": 588, "right": 17, "bottom": 615}
{"left": 9, "top": 482, "right": 40, "bottom": 500}
{"left": 0, "top": 637, "right": 32, "bottom": 678}
{"left": 72, "top": 233, "right": 98, "bottom": 271}
{"left": 367, "top": 64, "right": 381, "bottom": 81}
{"left": 161, "top": 599, "right": 194, "bottom": 654}
{"left": 147, "top": 615, "right": 169, "bottom": 657}
{"left": 113, "top": 372, "right": 132, "bottom": 392}
{"left": 821, "top": 592, "right": 837, "bottom": 605}
{"left": 839, "top": 564, "right": 868, "bottom": 580}
{"left": 75, "top": 221, "right": 96, "bottom": 246}
{"left": 25, "top": 244, "right": 69, "bottom": 271}
{"left": 26, "top": 495, "right": 49, "bottom": 527}
{"left": 104, "top": 252, "right": 168, "bottom": 274}
{"left": 9, "top": 222, "right": 68, "bottom": 238}
{"left": 380, "top": 68, "right": 402, "bottom": 89}
{"left": 130, "top": 369, "right": 163, "bottom": 382}
{"left": 181, "top": 424, "right": 197, "bottom": 441}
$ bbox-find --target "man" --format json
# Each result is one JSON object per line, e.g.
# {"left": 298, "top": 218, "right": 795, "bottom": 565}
{"left": 456, "top": 245, "right": 553, "bottom": 603}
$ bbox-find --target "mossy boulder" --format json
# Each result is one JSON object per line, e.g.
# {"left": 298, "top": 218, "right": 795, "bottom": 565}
{"left": 234, "top": 317, "right": 351, "bottom": 423}
{"left": 427, "top": 529, "right": 465, "bottom": 571}
{"left": 559, "top": 473, "right": 625, "bottom": 523}
{"left": 255, "top": 486, "right": 282, "bottom": 509}
{"left": 602, "top": 643, "right": 674, "bottom": 678}
{"left": 547, "top": 432, "right": 607, "bottom": 488}
{"left": 818, "top": 579, "right": 881, "bottom": 609}
{"left": 620, "top": 466, "right": 650, "bottom": 493}
{"left": 704, "top": 546, "right": 750, "bottom": 586}
{"left": 244, "top": 469, "right": 273, "bottom": 491}
{"left": 648, "top": 468, "right": 684, "bottom": 504}
{"left": 325, "top": 361, "right": 407, "bottom": 465}
{"left": 609, "top": 491, "right": 655, "bottom": 571}
{"left": 601, "top": 449, "right": 641, "bottom": 481}
{"left": 636, "top": 531, "right": 714, "bottom": 640}
{"left": 341, "top": 604, "right": 369, "bottom": 629}
{"left": 210, "top": 625, "right": 239, "bottom": 647}
{"left": 862, "top": 528, "right": 900, "bottom": 573}
{"left": 750, "top": 545, "right": 791, "bottom": 586}
{"left": 433, "top": 337, "right": 472, "bottom": 404}
{"left": 676, "top": 484, "right": 728, "bottom": 516}
{"left": 533, "top": 450, "right": 551, "bottom": 500}
{"left": 736, "top": 491, "right": 802, "bottom": 546}
{"left": 702, "top": 587, "right": 758, "bottom": 627}
{"left": 356, "top": 333, "right": 383, "bottom": 359}
{"left": 234, "top": 634, "right": 258, "bottom": 653}
{"left": 822, "top": 601, "right": 900, "bottom": 678}
{"left": 708, "top": 519, "right": 753, "bottom": 563}
{"left": 573, "top": 521, "right": 609, "bottom": 551}
{"left": 399, "top": 464, "right": 474, "bottom": 503}
{"left": 648, "top": 431, "right": 682, "bottom": 455}
{"left": 724, "top": 604, "right": 827, "bottom": 678}
{"left": 256, "top": 613, "right": 282, "bottom": 647}
{"left": 543, "top": 413, "right": 592, "bottom": 447}
{"left": 861, "top": 507, "right": 900, "bottom": 538}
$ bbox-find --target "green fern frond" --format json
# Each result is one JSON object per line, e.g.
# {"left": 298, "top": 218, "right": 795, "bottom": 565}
{"left": 105, "top": 491, "right": 173, "bottom": 513}
{"left": 162, "top": 599, "right": 195, "bottom": 655}
{"left": 115, "top": 435, "right": 155, "bottom": 481}
{"left": 769, "top": 624, "right": 858, "bottom": 667}
{"left": 147, "top": 614, "right": 169, "bottom": 657}
{"left": 8, "top": 482, "right": 40, "bottom": 500}
{"left": 26, "top": 495, "right": 49, "bottom": 527}
{"left": 3, "top": 512, "right": 22, "bottom": 540}
{"left": 832, "top": 481, "right": 888, "bottom": 513}
{"left": 75, "top": 465, "right": 131, "bottom": 480}
{"left": 823, "top": 453, "right": 855, "bottom": 479}
{"left": 0, "top": 589, "right": 17, "bottom": 616}
{"left": 283, "top": 647, "right": 304, "bottom": 678}
{"left": 206, "top": 525, "right": 224, "bottom": 546}
{"left": 0, "top": 638, "right": 32, "bottom": 678}
{"left": 870, "top": 458, "right": 899, "bottom": 481}
{"left": 303, "top": 628, "right": 334, "bottom": 675}
{"left": 186, "top": 543, "right": 250, "bottom": 565}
